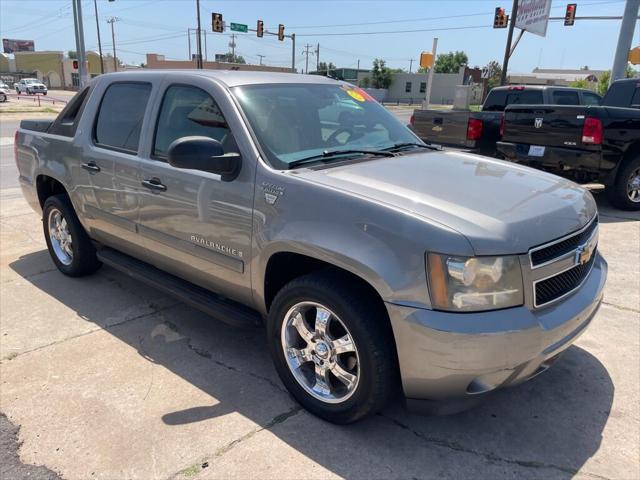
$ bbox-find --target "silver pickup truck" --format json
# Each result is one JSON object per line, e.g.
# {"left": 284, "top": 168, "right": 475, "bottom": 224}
{"left": 15, "top": 71, "right": 606, "bottom": 424}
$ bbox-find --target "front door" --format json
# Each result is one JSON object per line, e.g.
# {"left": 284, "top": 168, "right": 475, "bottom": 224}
{"left": 137, "top": 80, "right": 255, "bottom": 305}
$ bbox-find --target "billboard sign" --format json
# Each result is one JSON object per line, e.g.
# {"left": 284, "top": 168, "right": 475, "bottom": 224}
{"left": 516, "top": 0, "right": 552, "bottom": 37}
{"left": 2, "top": 38, "right": 35, "bottom": 54}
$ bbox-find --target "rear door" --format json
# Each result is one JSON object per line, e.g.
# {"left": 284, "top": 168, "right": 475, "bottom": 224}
{"left": 80, "top": 80, "right": 155, "bottom": 255}
{"left": 137, "top": 76, "right": 256, "bottom": 305}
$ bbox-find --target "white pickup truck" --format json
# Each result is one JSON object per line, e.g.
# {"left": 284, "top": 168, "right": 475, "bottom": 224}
{"left": 15, "top": 78, "right": 48, "bottom": 95}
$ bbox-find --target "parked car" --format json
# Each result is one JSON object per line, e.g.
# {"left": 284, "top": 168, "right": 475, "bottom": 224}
{"left": 497, "top": 78, "right": 640, "bottom": 210}
{"left": 14, "top": 71, "right": 606, "bottom": 423}
{"left": 0, "top": 82, "right": 9, "bottom": 102}
{"left": 15, "top": 78, "right": 48, "bottom": 95}
{"left": 410, "top": 85, "right": 602, "bottom": 157}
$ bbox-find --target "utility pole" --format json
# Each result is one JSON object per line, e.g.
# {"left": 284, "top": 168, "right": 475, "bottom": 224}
{"left": 302, "top": 44, "right": 314, "bottom": 73}
{"left": 229, "top": 34, "right": 237, "bottom": 62}
{"left": 409, "top": 58, "right": 414, "bottom": 73}
{"left": 93, "top": 0, "right": 104, "bottom": 73}
{"left": 195, "top": 0, "right": 203, "bottom": 68}
{"left": 316, "top": 43, "right": 320, "bottom": 71}
{"left": 423, "top": 37, "right": 438, "bottom": 109}
{"left": 357, "top": 59, "right": 360, "bottom": 71}
{"left": 611, "top": 0, "right": 640, "bottom": 84}
{"left": 257, "top": 54, "right": 265, "bottom": 65}
{"left": 107, "top": 17, "right": 119, "bottom": 72}
{"left": 500, "top": 0, "right": 519, "bottom": 86}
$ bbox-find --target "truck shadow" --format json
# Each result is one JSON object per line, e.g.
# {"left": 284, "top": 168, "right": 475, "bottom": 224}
{"left": 10, "top": 251, "right": 614, "bottom": 478}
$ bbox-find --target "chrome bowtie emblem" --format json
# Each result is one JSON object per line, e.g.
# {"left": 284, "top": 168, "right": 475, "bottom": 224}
{"left": 534, "top": 118, "right": 543, "bottom": 129}
{"left": 575, "top": 238, "right": 596, "bottom": 266}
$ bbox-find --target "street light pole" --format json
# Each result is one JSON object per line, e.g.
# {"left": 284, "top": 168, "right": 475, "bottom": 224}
{"left": 93, "top": 0, "right": 104, "bottom": 74}
{"left": 73, "top": 0, "right": 89, "bottom": 87}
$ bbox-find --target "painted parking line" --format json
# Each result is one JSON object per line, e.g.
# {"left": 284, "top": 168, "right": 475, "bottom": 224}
{"left": 1, "top": 137, "right": 14, "bottom": 146}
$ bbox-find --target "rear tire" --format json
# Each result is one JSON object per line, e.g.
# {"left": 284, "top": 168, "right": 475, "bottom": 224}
{"left": 607, "top": 156, "right": 640, "bottom": 211}
{"left": 43, "top": 194, "right": 102, "bottom": 277}
{"left": 267, "top": 270, "right": 398, "bottom": 424}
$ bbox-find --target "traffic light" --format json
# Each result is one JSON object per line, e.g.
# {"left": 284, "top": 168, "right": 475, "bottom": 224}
{"left": 72, "top": 60, "right": 79, "bottom": 70}
{"left": 493, "top": 7, "right": 508, "bottom": 28}
{"left": 257, "top": 20, "right": 264, "bottom": 37}
{"left": 278, "top": 24, "right": 285, "bottom": 41}
{"left": 212, "top": 12, "right": 223, "bottom": 33}
{"left": 564, "top": 3, "right": 577, "bottom": 26}
{"left": 629, "top": 46, "right": 640, "bottom": 65}
{"left": 420, "top": 51, "right": 434, "bottom": 69}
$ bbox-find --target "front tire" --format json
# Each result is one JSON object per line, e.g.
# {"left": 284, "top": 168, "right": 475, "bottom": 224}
{"left": 43, "top": 195, "right": 101, "bottom": 277}
{"left": 267, "top": 271, "right": 398, "bottom": 424}
{"left": 0, "top": 93, "right": 6, "bottom": 102}
{"left": 607, "top": 156, "right": 640, "bottom": 211}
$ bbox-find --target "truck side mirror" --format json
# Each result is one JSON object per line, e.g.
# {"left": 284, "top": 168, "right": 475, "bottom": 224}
{"left": 167, "top": 136, "right": 241, "bottom": 180}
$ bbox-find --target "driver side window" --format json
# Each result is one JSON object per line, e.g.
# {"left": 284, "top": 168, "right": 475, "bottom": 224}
{"left": 153, "top": 85, "right": 238, "bottom": 159}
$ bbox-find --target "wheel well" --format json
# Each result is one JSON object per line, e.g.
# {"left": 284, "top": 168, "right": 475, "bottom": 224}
{"left": 264, "top": 252, "right": 386, "bottom": 315}
{"left": 36, "top": 175, "right": 67, "bottom": 207}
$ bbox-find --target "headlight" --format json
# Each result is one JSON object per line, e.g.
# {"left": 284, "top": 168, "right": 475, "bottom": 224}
{"left": 427, "top": 253, "right": 523, "bottom": 312}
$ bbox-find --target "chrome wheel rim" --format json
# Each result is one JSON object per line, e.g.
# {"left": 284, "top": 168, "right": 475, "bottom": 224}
{"left": 281, "top": 301, "right": 360, "bottom": 404}
{"left": 628, "top": 167, "right": 640, "bottom": 203}
{"left": 48, "top": 208, "right": 73, "bottom": 265}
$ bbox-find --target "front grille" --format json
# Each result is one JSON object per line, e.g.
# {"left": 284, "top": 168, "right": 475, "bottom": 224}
{"left": 534, "top": 252, "right": 596, "bottom": 307}
{"left": 530, "top": 216, "right": 598, "bottom": 267}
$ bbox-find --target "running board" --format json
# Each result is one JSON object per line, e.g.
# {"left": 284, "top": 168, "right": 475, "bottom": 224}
{"left": 97, "top": 247, "right": 262, "bottom": 329}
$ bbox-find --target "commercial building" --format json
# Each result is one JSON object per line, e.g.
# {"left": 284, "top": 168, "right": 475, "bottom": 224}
{"left": 0, "top": 50, "right": 120, "bottom": 89}
{"left": 145, "top": 54, "right": 293, "bottom": 73}
{"left": 507, "top": 68, "right": 607, "bottom": 86}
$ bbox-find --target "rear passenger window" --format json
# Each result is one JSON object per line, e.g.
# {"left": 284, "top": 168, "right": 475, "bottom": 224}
{"left": 583, "top": 92, "right": 602, "bottom": 106}
{"left": 552, "top": 91, "right": 579, "bottom": 105}
{"left": 505, "top": 90, "right": 543, "bottom": 105}
{"left": 94, "top": 82, "right": 151, "bottom": 153}
{"left": 153, "top": 85, "right": 237, "bottom": 158}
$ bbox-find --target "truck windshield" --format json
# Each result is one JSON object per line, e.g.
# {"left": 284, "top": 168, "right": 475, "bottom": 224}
{"left": 232, "top": 83, "right": 420, "bottom": 168}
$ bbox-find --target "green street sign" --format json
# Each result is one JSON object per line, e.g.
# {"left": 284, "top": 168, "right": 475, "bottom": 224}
{"left": 230, "top": 22, "right": 248, "bottom": 33}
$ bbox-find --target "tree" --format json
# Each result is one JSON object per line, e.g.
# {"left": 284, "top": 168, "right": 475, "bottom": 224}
{"left": 596, "top": 71, "right": 610, "bottom": 96}
{"left": 569, "top": 79, "right": 592, "bottom": 89}
{"left": 580, "top": 65, "right": 590, "bottom": 70}
{"left": 359, "top": 76, "right": 370, "bottom": 88}
{"left": 484, "top": 60, "right": 502, "bottom": 89}
{"left": 370, "top": 58, "right": 393, "bottom": 89}
{"left": 434, "top": 51, "right": 468, "bottom": 74}
{"left": 317, "top": 61, "right": 336, "bottom": 75}
{"left": 68, "top": 50, "right": 77, "bottom": 59}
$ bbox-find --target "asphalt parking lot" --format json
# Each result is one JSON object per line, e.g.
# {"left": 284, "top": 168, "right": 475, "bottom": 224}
{"left": 0, "top": 114, "right": 638, "bottom": 480}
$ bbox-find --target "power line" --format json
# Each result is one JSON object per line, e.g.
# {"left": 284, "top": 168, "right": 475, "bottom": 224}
{"left": 296, "top": 24, "right": 492, "bottom": 37}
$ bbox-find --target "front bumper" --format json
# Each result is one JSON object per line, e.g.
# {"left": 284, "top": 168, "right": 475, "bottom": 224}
{"left": 386, "top": 254, "right": 607, "bottom": 407}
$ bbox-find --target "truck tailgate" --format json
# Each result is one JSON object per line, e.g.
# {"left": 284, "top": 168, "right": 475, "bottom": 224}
{"left": 411, "top": 109, "right": 472, "bottom": 148}
{"left": 502, "top": 105, "right": 594, "bottom": 149}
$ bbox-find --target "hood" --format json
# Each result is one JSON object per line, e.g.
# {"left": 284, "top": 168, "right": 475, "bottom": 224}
{"left": 294, "top": 150, "right": 596, "bottom": 255}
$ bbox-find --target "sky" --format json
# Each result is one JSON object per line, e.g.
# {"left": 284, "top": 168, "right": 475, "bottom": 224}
{"left": 0, "top": 0, "right": 638, "bottom": 74}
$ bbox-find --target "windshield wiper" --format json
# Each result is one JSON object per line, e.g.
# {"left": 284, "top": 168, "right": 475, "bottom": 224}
{"left": 288, "top": 148, "right": 396, "bottom": 169}
{"left": 382, "top": 142, "right": 438, "bottom": 153}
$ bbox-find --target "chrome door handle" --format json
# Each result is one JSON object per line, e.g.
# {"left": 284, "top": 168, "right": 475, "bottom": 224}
{"left": 141, "top": 178, "right": 167, "bottom": 192}
{"left": 81, "top": 162, "right": 101, "bottom": 173}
